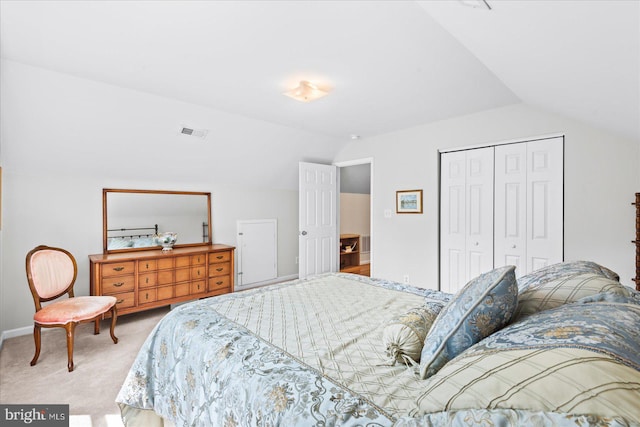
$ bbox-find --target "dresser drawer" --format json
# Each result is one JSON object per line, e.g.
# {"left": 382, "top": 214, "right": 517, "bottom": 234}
{"left": 139, "top": 272, "right": 157, "bottom": 288}
{"left": 209, "top": 262, "right": 230, "bottom": 277}
{"left": 209, "top": 251, "right": 231, "bottom": 264}
{"left": 208, "top": 276, "right": 230, "bottom": 292}
{"left": 158, "top": 270, "right": 174, "bottom": 285}
{"left": 157, "top": 286, "right": 174, "bottom": 301}
{"left": 176, "top": 256, "right": 190, "bottom": 268}
{"left": 102, "top": 275, "right": 135, "bottom": 294}
{"left": 139, "top": 259, "right": 158, "bottom": 272}
{"left": 191, "top": 280, "right": 206, "bottom": 294}
{"left": 175, "top": 267, "right": 190, "bottom": 283}
{"left": 191, "top": 265, "right": 206, "bottom": 280}
{"left": 101, "top": 261, "right": 135, "bottom": 277}
{"left": 175, "top": 282, "right": 190, "bottom": 297}
{"left": 157, "top": 258, "right": 174, "bottom": 270}
{"left": 113, "top": 292, "right": 135, "bottom": 309}
{"left": 139, "top": 289, "right": 157, "bottom": 305}
{"left": 191, "top": 254, "right": 206, "bottom": 265}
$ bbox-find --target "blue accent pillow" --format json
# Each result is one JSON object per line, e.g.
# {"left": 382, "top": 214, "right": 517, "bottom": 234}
{"left": 419, "top": 265, "right": 517, "bottom": 379}
{"left": 107, "top": 238, "right": 134, "bottom": 249}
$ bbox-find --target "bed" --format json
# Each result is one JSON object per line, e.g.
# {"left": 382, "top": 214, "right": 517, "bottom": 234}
{"left": 117, "top": 261, "right": 640, "bottom": 426}
{"left": 106, "top": 224, "right": 159, "bottom": 250}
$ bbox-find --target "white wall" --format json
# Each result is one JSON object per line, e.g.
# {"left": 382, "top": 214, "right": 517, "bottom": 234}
{"left": 335, "top": 103, "right": 639, "bottom": 290}
{"left": 0, "top": 60, "right": 342, "bottom": 335}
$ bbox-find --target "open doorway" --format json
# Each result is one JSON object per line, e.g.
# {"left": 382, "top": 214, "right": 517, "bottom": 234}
{"left": 337, "top": 160, "right": 372, "bottom": 277}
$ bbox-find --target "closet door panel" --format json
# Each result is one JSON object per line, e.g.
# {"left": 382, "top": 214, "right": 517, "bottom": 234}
{"left": 527, "top": 138, "right": 564, "bottom": 272}
{"left": 495, "top": 143, "right": 527, "bottom": 276}
{"left": 440, "top": 151, "right": 467, "bottom": 293}
{"left": 465, "top": 147, "right": 494, "bottom": 285}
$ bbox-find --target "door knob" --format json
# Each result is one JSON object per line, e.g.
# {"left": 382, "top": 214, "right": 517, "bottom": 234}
{"left": 301, "top": 231, "right": 308, "bottom": 236}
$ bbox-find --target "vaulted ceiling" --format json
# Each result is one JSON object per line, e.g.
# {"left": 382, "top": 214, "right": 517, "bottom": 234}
{"left": 1, "top": 0, "right": 638, "bottom": 143}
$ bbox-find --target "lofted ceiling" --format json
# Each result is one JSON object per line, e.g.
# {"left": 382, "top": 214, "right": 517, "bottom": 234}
{"left": 1, "top": 0, "right": 638, "bottom": 142}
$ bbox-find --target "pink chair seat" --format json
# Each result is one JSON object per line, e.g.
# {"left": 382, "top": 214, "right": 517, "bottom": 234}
{"left": 34, "top": 296, "right": 117, "bottom": 325}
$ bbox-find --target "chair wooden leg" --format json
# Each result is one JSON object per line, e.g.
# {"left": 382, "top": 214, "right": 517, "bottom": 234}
{"left": 30, "top": 324, "right": 41, "bottom": 367}
{"left": 65, "top": 322, "right": 76, "bottom": 372}
{"left": 109, "top": 306, "right": 118, "bottom": 344}
{"left": 94, "top": 318, "right": 100, "bottom": 335}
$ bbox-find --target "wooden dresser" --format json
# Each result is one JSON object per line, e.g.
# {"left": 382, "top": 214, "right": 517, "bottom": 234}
{"left": 89, "top": 244, "right": 234, "bottom": 316}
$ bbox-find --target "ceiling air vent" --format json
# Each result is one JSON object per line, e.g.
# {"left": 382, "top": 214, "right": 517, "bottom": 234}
{"left": 178, "top": 125, "right": 209, "bottom": 139}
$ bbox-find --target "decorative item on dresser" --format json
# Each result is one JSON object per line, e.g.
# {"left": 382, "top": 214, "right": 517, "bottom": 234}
{"left": 89, "top": 244, "right": 234, "bottom": 315}
{"left": 633, "top": 192, "right": 640, "bottom": 290}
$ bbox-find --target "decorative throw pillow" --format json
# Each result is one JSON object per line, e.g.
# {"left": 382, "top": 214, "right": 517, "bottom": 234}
{"left": 575, "top": 290, "right": 636, "bottom": 305}
{"left": 517, "top": 260, "right": 619, "bottom": 291}
{"left": 132, "top": 237, "right": 155, "bottom": 248}
{"left": 382, "top": 302, "right": 444, "bottom": 366}
{"left": 107, "top": 238, "right": 133, "bottom": 249}
{"left": 419, "top": 265, "right": 517, "bottom": 379}
{"left": 513, "top": 272, "right": 630, "bottom": 321}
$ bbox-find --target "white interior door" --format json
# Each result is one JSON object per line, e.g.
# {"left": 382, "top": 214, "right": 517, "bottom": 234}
{"left": 465, "top": 147, "right": 495, "bottom": 283}
{"left": 299, "top": 162, "right": 338, "bottom": 279}
{"left": 440, "top": 151, "right": 466, "bottom": 293}
{"left": 495, "top": 142, "right": 527, "bottom": 275}
{"left": 526, "top": 138, "right": 564, "bottom": 272}
{"left": 440, "top": 147, "right": 494, "bottom": 293}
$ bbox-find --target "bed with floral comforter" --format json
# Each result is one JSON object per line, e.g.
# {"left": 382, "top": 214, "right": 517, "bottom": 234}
{"left": 117, "top": 262, "right": 640, "bottom": 427}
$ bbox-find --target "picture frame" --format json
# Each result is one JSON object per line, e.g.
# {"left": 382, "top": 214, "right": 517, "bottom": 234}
{"left": 396, "top": 189, "right": 423, "bottom": 214}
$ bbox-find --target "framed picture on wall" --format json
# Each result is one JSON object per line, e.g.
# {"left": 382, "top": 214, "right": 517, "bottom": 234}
{"left": 396, "top": 189, "right": 423, "bottom": 214}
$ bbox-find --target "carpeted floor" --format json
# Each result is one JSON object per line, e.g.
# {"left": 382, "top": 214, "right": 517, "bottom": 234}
{"left": 0, "top": 307, "right": 169, "bottom": 427}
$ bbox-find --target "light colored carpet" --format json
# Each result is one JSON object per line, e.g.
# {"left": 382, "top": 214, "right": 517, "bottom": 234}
{"left": 0, "top": 307, "right": 169, "bottom": 427}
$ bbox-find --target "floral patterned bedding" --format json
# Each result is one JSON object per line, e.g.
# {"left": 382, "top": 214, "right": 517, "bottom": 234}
{"left": 117, "top": 272, "right": 640, "bottom": 427}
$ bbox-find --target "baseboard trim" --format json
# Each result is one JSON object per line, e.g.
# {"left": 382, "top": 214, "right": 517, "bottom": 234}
{"left": 0, "top": 325, "right": 33, "bottom": 351}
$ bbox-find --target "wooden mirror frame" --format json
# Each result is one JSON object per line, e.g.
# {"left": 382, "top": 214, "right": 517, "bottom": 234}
{"left": 103, "top": 188, "right": 212, "bottom": 254}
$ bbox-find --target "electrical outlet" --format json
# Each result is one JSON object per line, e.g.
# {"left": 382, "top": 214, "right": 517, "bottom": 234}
{"left": 403, "top": 275, "right": 409, "bottom": 283}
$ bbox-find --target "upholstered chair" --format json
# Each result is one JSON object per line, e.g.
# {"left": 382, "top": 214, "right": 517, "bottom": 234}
{"left": 26, "top": 245, "right": 118, "bottom": 372}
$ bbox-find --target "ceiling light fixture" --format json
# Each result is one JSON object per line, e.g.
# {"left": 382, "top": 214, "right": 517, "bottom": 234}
{"left": 283, "top": 80, "right": 329, "bottom": 103}
{"left": 458, "top": 0, "right": 491, "bottom": 10}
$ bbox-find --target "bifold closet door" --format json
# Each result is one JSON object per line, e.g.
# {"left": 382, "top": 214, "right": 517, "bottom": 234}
{"left": 440, "top": 147, "right": 494, "bottom": 293}
{"left": 494, "top": 143, "right": 527, "bottom": 274}
{"left": 494, "top": 138, "right": 564, "bottom": 277}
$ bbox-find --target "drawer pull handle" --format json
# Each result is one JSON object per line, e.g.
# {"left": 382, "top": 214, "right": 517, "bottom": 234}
{"left": 145, "top": 277, "right": 149, "bottom": 284}
{"left": 216, "top": 281, "right": 223, "bottom": 285}
{"left": 216, "top": 268, "right": 223, "bottom": 272}
{"left": 116, "top": 299, "right": 125, "bottom": 304}
{"left": 145, "top": 263, "right": 149, "bottom": 269}
{"left": 113, "top": 282, "right": 124, "bottom": 287}
{"left": 113, "top": 267, "right": 125, "bottom": 272}
{"left": 197, "top": 270, "right": 200, "bottom": 276}
{"left": 216, "top": 255, "right": 223, "bottom": 259}
{"left": 145, "top": 292, "right": 149, "bottom": 300}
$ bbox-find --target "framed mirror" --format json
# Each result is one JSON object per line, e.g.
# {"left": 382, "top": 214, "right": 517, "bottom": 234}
{"left": 103, "top": 188, "right": 212, "bottom": 253}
